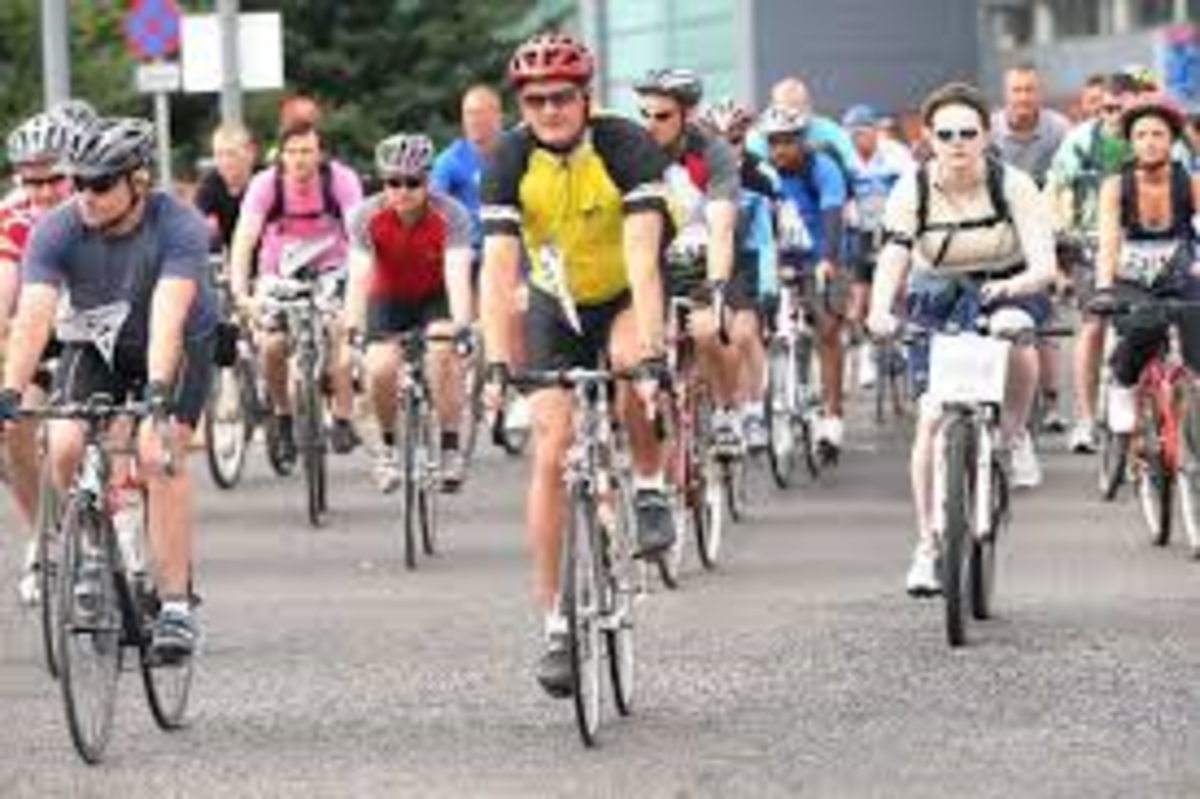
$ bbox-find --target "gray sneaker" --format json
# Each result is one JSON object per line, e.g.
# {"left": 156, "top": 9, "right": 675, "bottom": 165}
{"left": 439, "top": 448, "right": 466, "bottom": 493}
{"left": 633, "top": 488, "right": 676, "bottom": 559}
{"left": 536, "top": 632, "right": 573, "bottom": 699}
{"left": 151, "top": 606, "right": 199, "bottom": 665}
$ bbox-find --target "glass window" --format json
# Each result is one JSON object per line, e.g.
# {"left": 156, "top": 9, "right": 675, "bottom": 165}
{"left": 604, "top": 29, "right": 668, "bottom": 83}
{"left": 1135, "top": 0, "right": 1175, "bottom": 26}
{"left": 672, "top": 0, "right": 733, "bottom": 24}
{"left": 605, "top": 0, "right": 665, "bottom": 33}
{"left": 670, "top": 19, "right": 734, "bottom": 71}
{"left": 1051, "top": 0, "right": 1100, "bottom": 37}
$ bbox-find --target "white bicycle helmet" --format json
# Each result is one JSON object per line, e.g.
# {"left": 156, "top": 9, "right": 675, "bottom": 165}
{"left": 6, "top": 112, "right": 72, "bottom": 168}
{"left": 375, "top": 133, "right": 434, "bottom": 177}
{"left": 69, "top": 116, "right": 155, "bottom": 179}
{"left": 633, "top": 68, "right": 704, "bottom": 107}
{"left": 48, "top": 98, "right": 99, "bottom": 134}
{"left": 757, "top": 104, "right": 809, "bottom": 137}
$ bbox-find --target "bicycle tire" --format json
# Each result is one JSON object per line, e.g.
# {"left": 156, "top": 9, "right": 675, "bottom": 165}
{"left": 766, "top": 342, "right": 798, "bottom": 489}
{"left": 56, "top": 498, "right": 122, "bottom": 764}
{"left": 941, "top": 415, "right": 974, "bottom": 648}
{"left": 971, "top": 457, "right": 1007, "bottom": 621}
{"left": 1097, "top": 424, "right": 1128, "bottom": 501}
{"left": 563, "top": 488, "right": 603, "bottom": 747}
{"left": 36, "top": 471, "right": 62, "bottom": 680}
{"left": 693, "top": 397, "right": 724, "bottom": 569}
{"left": 298, "top": 374, "right": 327, "bottom": 528}
{"left": 1178, "top": 389, "right": 1200, "bottom": 558}
{"left": 204, "top": 365, "right": 250, "bottom": 490}
{"left": 419, "top": 411, "right": 439, "bottom": 557}
{"left": 139, "top": 583, "right": 194, "bottom": 730}
{"left": 1136, "top": 401, "right": 1173, "bottom": 546}
{"left": 401, "top": 390, "right": 420, "bottom": 570}
{"left": 602, "top": 477, "right": 636, "bottom": 716}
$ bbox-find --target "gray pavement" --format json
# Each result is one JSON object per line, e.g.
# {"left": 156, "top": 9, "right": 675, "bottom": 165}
{"left": 1, "top": 413, "right": 1199, "bottom": 798}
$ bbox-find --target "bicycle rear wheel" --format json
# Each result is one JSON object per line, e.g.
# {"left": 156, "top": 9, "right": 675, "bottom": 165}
{"left": 941, "top": 416, "right": 974, "bottom": 648}
{"left": 1136, "top": 401, "right": 1173, "bottom": 546}
{"left": 601, "top": 479, "right": 636, "bottom": 716}
{"left": 205, "top": 364, "right": 250, "bottom": 490}
{"left": 1097, "top": 423, "right": 1128, "bottom": 501}
{"left": 971, "top": 457, "right": 1008, "bottom": 621}
{"left": 140, "top": 584, "right": 194, "bottom": 730}
{"left": 37, "top": 470, "right": 63, "bottom": 679}
{"left": 1177, "top": 388, "right": 1200, "bottom": 558}
{"left": 56, "top": 499, "right": 122, "bottom": 764}
{"left": 419, "top": 412, "right": 440, "bottom": 557}
{"left": 766, "top": 341, "right": 799, "bottom": 488}
{"left": 563, "top": 488, "right": 603, "bottom": 746}
{"left": 401, "top": 393, "right": 420, "bottom": 570}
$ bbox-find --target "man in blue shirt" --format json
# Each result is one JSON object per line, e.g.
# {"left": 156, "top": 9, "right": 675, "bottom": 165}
{"left": 760, "top": 104, "right": 852, "bottom": 460}
{"left": 431, "top": 84, "right": 503, "bottom": 259}
{"left": 747, "top": 76, "right": 855, "bottom": 166}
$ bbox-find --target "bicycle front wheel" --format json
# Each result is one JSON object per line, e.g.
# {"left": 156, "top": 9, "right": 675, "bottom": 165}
{"left": 204, "top": 365, "right": 250, "bottom": 490}
{"left": 56, "top": 498, "right": 122, "bottom": 764}
{"left": 766, "top": 341, "right": 799, "bottom": 489}
{"left": 941, "top": 415, "right": 974, "bottom": 648}
{"left": 419, "top": 411, "right": 440, "bottom": 557}
{"left": 601, "top": 477, "right": 636, "bottom": 716}
{"left": 1097, "top": 423, "right": 1128, "bottom": 501}
{"left": 1136, "top": 401, "right": 1173, "bottom": 546}
{"left": 563, "top": 487, "right": 603, "bottom": 747}
{"left": 140, "top": 585, "right": 194, "bottom": 730}
{"left": 36, "top": 469, "right": 63, "bottom": 680}
{"left": 1177, "top": 387, "right": 1200, "bottom": 558}
{"left": 297, "top": 374, "right": 328, "bottom": 528}
{"left": 971, "top": 457, "right": 1008, "bottom": 621}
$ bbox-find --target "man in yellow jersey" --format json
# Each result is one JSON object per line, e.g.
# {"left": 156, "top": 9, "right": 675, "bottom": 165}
{"left": 480, "top": 33, "right": 674, "bottom": 698}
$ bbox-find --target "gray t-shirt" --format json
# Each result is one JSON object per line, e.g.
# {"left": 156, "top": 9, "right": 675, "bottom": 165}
{"left": 23, "top": 191, "right": 219, "bottom": 349}
{"left": 990, "top": 108, "right": 1071, "bottom": 186}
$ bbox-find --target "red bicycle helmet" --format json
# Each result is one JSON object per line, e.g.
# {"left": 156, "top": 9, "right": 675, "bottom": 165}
{"left": 508, "top": 33, "right": 594, "bottom": 88}
{"left": 1120, "top": 93, "right": 1186, "bottom": 141}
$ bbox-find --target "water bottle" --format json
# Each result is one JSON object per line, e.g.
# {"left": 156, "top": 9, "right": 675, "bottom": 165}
{"left": 111, "top": 484, "right": 145, "bottom": 576}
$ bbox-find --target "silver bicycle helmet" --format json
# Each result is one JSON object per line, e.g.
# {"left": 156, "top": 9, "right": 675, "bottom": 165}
{"left": 375, "top": 133, "right": 435, "bottom": 177}
{"left": 69, "top": 116, "right": 155, "bottom": 178}
{"left": 757, "top": 104, "right": 809, "bottom": 137}
{"left": 6, "top": 112, "right": 72, "bottom": 168}
{"left": 48, "top": 98, "right": 100, "bottom": 135}
{"left": 633, "top": 68, "right": 704, "bottom": 107}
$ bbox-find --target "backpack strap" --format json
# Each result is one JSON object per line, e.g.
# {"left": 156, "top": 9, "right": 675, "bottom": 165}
{"left": 915, "top": 161, "right": 931, "bottom": 235}
{"left": 264, "top": 161, "right": 343, "bottom": 225}
{"left": 1169, "top": 162, "right": 1193, "bottom": 235}
{"left": 1118, "top": 163, "right": 1138, "bottom": 231}
{"left": 984, "top": 156, "right": 1010, "bottom": 224}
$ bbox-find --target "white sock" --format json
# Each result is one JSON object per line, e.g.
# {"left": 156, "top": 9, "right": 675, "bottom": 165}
{"left": 634, "top": 472, "right": 666, "bottom": 493}
{"left": 544, "top": 609, "right": 567, "bottom": 638}
{"left": 162, "top": 599, "right": 191, "bottom": 617}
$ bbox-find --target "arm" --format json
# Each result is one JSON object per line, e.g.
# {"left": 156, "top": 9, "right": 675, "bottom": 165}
{"left": 441, "top": 196, "right": 476, "bottom": 329}
{"left": 1094, "top": 176, "right": 1122, "bottom": 290}
{"left": 0, "top": 251, "right": 20, "bottom": 355}
{"left": 147, "top": 277, "right": 198, "bottom": 386}
{"left": 2, "top": 283, "right": 58, "bottom": 394}
{"left": 705, "top": 200, "right": 737, "bottom": 283}
{"left": 229, "top": 209, "right": 265, "bottom": 303}
{"left": 624, "top": 208, "right": 666, "bottom": 358}
{"left": 1004, "top": 170, "right": 1059, "bottom": 295}
{"left": 479, "top": 234, "right": 521, "bottom": 365}
{"left": 344, "top": 244, "right": 372, "bottom": 336}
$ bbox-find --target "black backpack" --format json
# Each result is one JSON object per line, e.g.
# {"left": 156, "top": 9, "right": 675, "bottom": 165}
{"left": 265, "top": 160, "right": 343, "bottom": 226}
{"left": 915, "top": 155, "right": 1011, "bottom": 266}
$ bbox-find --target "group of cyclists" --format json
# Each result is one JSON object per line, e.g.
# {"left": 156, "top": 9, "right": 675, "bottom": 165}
{"left": 0, "top": 28, "right": 1197, "bottom": 732}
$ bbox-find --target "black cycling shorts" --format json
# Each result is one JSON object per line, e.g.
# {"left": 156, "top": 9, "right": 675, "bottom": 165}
{"left": 525, "top": 287, "right": 631, "bottom": 373}
{"left": 366, "top": 294, "right": 450, "bottom": 342}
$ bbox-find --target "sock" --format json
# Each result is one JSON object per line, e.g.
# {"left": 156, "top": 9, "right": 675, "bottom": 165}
{"left": 634, "top": 471, "right": 665, "bottom": 493}
{"left": 441, "top": 429, "right": 459, "bottom": 452}
{"left": 161, "top": 598, "right": 190, "bottom": 618}
{"left": 544, "top": 609, "right": 567, "bottom": 638}
{"left": 381, "top": 429, "right": 397, "bottom": 448}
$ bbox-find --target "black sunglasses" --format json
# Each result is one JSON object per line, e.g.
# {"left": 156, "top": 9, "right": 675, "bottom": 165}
{"left": 384, "top": 174, "right": 426, "bottom": 191}
{"left": 933, "top": 127, "right": 981, "bottom": 143}
{"left": 639, "top": 108, "right": 676, "bottom": 123}
{"left": 21, "top": 173, "right": 67, "bottom": 188}
{"left": 73, "top": 172, "right": 125, "bottom": 194}
{"left": 520, "top": 87, "right": 582, "bottom": 111}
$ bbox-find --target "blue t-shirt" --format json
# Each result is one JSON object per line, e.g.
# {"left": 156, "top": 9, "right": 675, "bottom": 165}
{"left": 431, "top": 138, "right": 484, "bottom": 249}
{"left": 776, "top": 150, "right": 849, "bottom": 258}
{"left": 23, "top": 191, "right": 219, "bottom": 348}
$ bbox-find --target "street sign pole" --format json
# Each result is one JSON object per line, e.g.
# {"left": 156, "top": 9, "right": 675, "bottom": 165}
{"left": 218, "top": 0, "right": 243, "bottom": 125}
{"left": 41, "top": 0, "right": 71, "bottom": 107}
{"left": 153, "top": 60, "right": 173, "bottom": 187}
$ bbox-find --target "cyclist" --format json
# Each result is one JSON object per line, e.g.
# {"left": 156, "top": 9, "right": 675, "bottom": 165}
{"left": 747, "top": 77, "right": 855, "bottom": 165}
{"left": 194, "top": 121, "right": 257, "bottom": 253}
{"left": 633, "top": 68, "right": 753, "bottom": 453}
{"left": 760, "top": 103, "right": 853, "bottom": 459}
{"left": 1092, "top": 96, "right": 1199, "bottom": 434}
{"left": 345, "top": 133, "right": 474, "bottom": 493}
{"left": 0, "top": 116, "right": 219, "bottom": 660}
{"left": 841, "top": 103, "right": 915, "bottom": 388}
{"left": 479, "top": 33, "right": 674, "bottom": 698}
{"left": 867, "top": 82, "right": 1057, "bottom": 596}
{"left": 1046, "top": 71, "right": 1144, "bottom": 453}
{"left": 0, "top": 107, "right": 84, "bottom": 604}
{"left": 229, "top": 119, "right": 364, "bottom": 466}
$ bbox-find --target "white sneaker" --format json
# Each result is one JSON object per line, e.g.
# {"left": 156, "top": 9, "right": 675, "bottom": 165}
{"left": 1068, "top": 419, "right": 1097, "bottom": 454}
{"left": 505, "top": 394, "right": 532, "bottom": 435}
{"left": 373, "top": 447, "right": 403, "bottom": 494}
{"left": 816, "top": 414, "right": 845, "bottom": 450}
{"left": 16, "top": 541, "right": 40, "bottom": 607}
{"left": 858, "top": 345, "right": 877, "bottom": 389}
{"left": 1106, "top": 385, "right": 1137, "bottom": 435}
{"left": 743, "top": 404, "right": 768, "bottom": 451}
{"left": 1010, "top": 430, "right": 1043, "bottom": 489}
{"left": 906, "top": 544, "right": 941, "bottom": 597}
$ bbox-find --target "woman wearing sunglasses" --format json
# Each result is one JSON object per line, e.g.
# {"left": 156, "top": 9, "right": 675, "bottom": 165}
{"left": 0, "top": 103, "right": 92, "bottom": 605}
{"left": 867, "top": 82, "right": 1057, "bottom": 596}
{"left": 344, "top": 133, "right": 475, "bottom": 494}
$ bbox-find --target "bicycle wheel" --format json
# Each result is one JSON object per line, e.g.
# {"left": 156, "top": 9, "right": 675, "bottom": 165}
{"left": 971, "top": 457, "right": 1008, "bottom": 621}
{"left": 139, "top": 583, "right": 194, "bottom": 730}
{"left": 656, "top": 416, "right": 686, "bottom": 589}
{"left": 204, "top": 364, "right": 250, "bottom": 490}
{"left": 563, "top": 487, "right": 603, "bottom": 746}
{"left": 298, "top": 374, "right": 328, "bottom": 528}
{"left": 602, "top": 477, "right": 636, "bottom": 716}
{"left": 941, "top": 415, "right": 974, "bottom": 648}
{"left": 36, "top": 471, "right": 63, "bottom": 679}
{"left": 1135, "top": 401, "right": 1173, "bottom": 546}
{"left": 459, "top": 354, "right": 484, "bottom": 464}
{"left": 419, "top": 411, "right": 440, "bottom": 557}
{"left": 1097, "top": 423, "right": 1128, "bottom": 501}
{"left": 56, "top": 499, "right": 122, "bottom": 764}
{"left": 401, "top": 392, "right": 420, "bottom": 570}
{"left": 693, "top": 398, "right": 724, "bottom": 569}
{"left": 1177, "top": 389, "right": 1200, "bottom": 558}
{"left": 766, "top": 341, "right": 799, "bottom": 489}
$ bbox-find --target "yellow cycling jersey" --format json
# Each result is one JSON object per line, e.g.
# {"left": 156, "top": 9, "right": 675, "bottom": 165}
{"left": 480, "top": 115, "right": 669, "bottom": 306}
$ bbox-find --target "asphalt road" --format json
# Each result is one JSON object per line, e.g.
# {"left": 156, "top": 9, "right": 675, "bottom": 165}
{"left": 1, "top": 406, "right": 1198, "bottom": 798}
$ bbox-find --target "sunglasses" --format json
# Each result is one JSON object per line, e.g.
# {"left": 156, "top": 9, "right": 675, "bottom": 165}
{"left": 639, "top": 108, "right": 676, "bottom": 123}
{"left": 520, "top": 87, "right": 582, "bottom": 111}
{"left": 1101, "top": 103, "right": 1123, "bottom": 115}
{"left": 384, "top": 175, "right": 426, "bottom": 191}
{"left": 20, "top": 173, "right": 67, "bottom": 188}
{"left": 73, "top": 172, "right": 125, "bottom": 194}
{"left": 933, "top": 127, "right": 981, "bottom": 143}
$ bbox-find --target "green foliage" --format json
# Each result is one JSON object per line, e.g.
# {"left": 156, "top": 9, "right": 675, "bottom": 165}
{"left": 0, "top": 0, "right": 561, "bottom": 178}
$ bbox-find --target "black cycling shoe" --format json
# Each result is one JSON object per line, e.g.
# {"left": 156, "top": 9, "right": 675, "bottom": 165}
{"left": 269, "top": 414, "right": 298, "bottom": 468}
{"left": 633, "top": 488, "right": 676, "bottom": 559}
{"left": 330, "top": 418, "right": 361, "bottom": 454}
{"left": 536, "top": 633, "right": 573, "bottom": 699}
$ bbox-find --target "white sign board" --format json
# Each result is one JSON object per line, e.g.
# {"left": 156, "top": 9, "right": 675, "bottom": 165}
{"left": 135, "top": 61, "right": 182, "bottom": 94}
{"left": 181, "top": 12, "right": 284, "bottom": 93}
